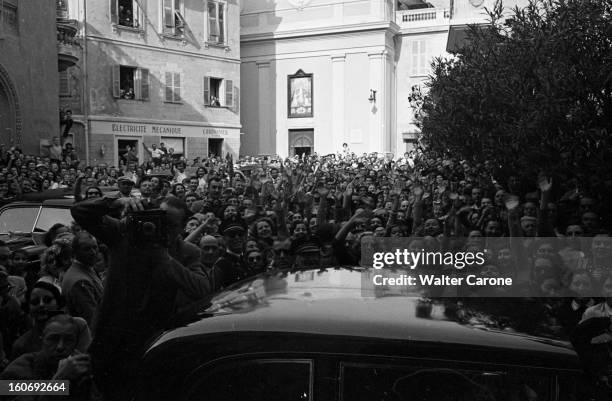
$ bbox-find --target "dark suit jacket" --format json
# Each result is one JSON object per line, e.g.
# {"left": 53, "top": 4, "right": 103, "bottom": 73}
{"left": 71, "top": 196, "right": 211, "bottom": 342}
{"left": 61, "top": 261, "right": 104, "bottom": 328}
{"left": 71, "top": 196, "right": 211, "bottom": 400}
{"left": 210, "top": 251, "right": 254, "bottom": 291}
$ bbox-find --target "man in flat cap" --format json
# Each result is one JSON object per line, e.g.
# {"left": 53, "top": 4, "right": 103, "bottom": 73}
{"left": 117, "top": 176, "right": 135, "bottom": 198}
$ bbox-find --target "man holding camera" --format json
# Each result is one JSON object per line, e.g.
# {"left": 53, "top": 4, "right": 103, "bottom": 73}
{"left": 71, "top": 194, "right": 212, "bottom": 401}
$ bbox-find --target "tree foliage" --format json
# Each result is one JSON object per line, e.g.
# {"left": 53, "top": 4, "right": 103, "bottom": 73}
{"left": 419, "top": 0, "right": 612, "bottom": 186}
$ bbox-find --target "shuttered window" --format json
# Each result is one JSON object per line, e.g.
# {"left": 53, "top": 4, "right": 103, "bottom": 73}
{"left": 165, "top": 72, "right": 181, "bottom": 103}
{"left": 411, "top": 40, "right": 428, "bottom": 77}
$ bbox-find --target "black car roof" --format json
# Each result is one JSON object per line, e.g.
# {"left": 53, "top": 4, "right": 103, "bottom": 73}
{"left": 0, "top": 198, "right": 74, "bottom": 208}
{"left": 17, "top": 188, "right": 74, "bottom": 202}
{"left": 149, "top": 268, "right": 577, "bottom": 359}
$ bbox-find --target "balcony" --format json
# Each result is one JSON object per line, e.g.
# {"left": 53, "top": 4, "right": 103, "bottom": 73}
{"left": 396, "top": 8, "right": 450, "bottom": 29}
{"left": 57, "top": 19, "right": 79, "bottom": 70}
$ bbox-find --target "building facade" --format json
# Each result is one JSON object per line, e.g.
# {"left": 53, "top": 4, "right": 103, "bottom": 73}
{"left": 0, "top": 0, "right": 59, "bottom": 153}
{"left": 61, "top": 0, "right": 241, "bottom": 166}
{"left": 240, "top": 0, "right": 525, "bottom": 158}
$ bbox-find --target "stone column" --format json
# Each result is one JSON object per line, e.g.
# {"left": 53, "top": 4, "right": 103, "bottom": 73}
{"left": 256, "top": 61, "right": 271, "bottom": 154}
{"left": 331, "top": 54, "right": 346, "bottom": 153}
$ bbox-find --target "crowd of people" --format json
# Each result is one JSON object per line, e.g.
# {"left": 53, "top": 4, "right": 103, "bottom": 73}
{"left": 1, "top": 137, "right": 612, "bottom": 399}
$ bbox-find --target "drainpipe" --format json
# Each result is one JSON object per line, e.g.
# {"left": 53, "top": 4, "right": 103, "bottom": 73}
{"left": 81, "top": 0, "right": 90, "bottom": 165}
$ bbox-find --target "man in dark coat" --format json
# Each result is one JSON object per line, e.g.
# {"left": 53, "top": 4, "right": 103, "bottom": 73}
{"left": 210, "top": 217, "right": 253, "bottom": 290}
{"left": 71, "top": 195, "right": 211, "bottom": 401}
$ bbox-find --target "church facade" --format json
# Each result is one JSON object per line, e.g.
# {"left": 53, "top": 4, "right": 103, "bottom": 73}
{"left": 240, "top": 0, "right": 526, "bottom": 157}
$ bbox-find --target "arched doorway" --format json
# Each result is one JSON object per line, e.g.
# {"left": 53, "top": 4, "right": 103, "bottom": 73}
{"left": 0, "top": 64, "right": 21, "bottom": 147}
{"left": 289, "top": 129, "right": 314, "bottom": 157}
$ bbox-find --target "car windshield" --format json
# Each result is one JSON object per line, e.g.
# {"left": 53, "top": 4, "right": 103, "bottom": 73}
{"left": 0, "top": 207, "right": 39, "bottom": 234}
{"left": 34, "top": 207, "right": 74, "bottom": 232}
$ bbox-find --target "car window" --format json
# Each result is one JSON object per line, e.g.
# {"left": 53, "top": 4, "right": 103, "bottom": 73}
{"left": 34, "top": 207, "right": 73, "bottom": 232}
{"left": 186, "top": 359, "right": 312, "bottom": 401}
{"left": 341, "top": 363, "right": 553, "bottom": 401}
{"left": 0, "top": 207, "right": 39, "bottom": 234}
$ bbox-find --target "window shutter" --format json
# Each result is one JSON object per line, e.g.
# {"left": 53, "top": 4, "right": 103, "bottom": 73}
{"left": 165, "top": 72, "right": 173, "bottom": 102}
{"left": 225, "top": 79, "right": 233, "bottom": 108}
{"left": 233, "top": 86, "right": 240, "bottom": 113}
{"left": 218, "top": 3, "right": 225, "bottom": 43}
{"left": 132, "top": 0, "right": 141, "bottom": 28}
{"left": 208, "top": 2, "right": 218, "bottom": 38}
{"left": 419, "top": 41, "right": 426, "bottom": 75}
{"left": 173, "top": 72, "right": 181, "bottom": 102}
{"left": 164, "top": 0, "right": 174, "bottom": 28}
{"left": 112, "top": 65, "right": 120, "bottom": 98}
{"left": 203, "top": 76, "right": 210, "bottom": 105}
{"left": 110, "top": 0, "right": 118, "bottom": 24}
{"left": 411, "top": 41, "right": 418, "bottom": 76}
{"left": 134, "top": 68, "right": 141, "bottom": 99}
{"left": 140, "top": 68, "right": 149, "bottom": 100}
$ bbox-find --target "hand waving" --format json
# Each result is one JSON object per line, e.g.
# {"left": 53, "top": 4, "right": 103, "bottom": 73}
{"left": 538, "top": 176, "right": 553, "bottom": 192}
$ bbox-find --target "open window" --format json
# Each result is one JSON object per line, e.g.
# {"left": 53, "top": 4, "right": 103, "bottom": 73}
{"left": 203, "top": 76, "right": 235, "bottom": 110}
{"left": 162, "top": 0, "right": 185, "bottom": 36}
{"left": 110, "top": 0, "right": 143, "bottom": 29}
{"left": 112, "top": 65, "right": 150, "bottom": 101}
{"left": 207, "top": 1, "right": 225, "bottom": 44}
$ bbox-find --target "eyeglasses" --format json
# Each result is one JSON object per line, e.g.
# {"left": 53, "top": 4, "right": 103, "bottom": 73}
{"left": 30, "top": 296, "right": 55, "bottom": 305}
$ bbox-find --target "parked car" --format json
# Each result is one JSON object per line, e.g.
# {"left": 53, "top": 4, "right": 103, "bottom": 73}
{"left": 0, "top": 197, "right": 74, "bottom": 244}
{"left": 0, "top": 187, "right": 139, "bottom": 261}
{"left": 136, "top": 267, "right": 589, "bottom": 401}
